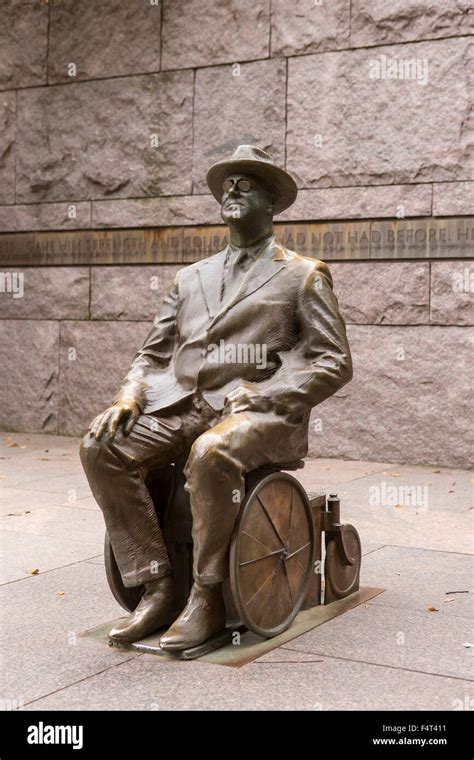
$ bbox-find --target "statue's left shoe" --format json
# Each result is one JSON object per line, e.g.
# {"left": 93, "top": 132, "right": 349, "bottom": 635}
{"left": 108, "top": 574, "right": 177, "bottom": 644}
{"left": 159, "top": 581, "right": 226, "bottom": 651}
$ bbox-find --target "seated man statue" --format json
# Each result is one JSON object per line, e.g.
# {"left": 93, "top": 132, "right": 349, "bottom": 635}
{"left": 80, "top": 145, "right": 352, "bottom": 651}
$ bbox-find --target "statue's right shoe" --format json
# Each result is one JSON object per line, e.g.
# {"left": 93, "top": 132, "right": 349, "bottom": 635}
{"left": 108, "top": 574, "right": 177, "bottom": 644}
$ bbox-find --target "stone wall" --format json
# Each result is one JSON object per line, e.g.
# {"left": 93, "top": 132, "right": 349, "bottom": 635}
{"left": 0, "top": 0, "right": 473, "bottom": 467}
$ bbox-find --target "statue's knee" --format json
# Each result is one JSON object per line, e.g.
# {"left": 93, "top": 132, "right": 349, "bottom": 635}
{"left": 184, "top": 432, "right": 230, "bottom": 481}
{"left": 79, "top": 432, "right": 113, "bottom": 473}
{"left": 80, "top": 432, "right": 94, "bottom": 461}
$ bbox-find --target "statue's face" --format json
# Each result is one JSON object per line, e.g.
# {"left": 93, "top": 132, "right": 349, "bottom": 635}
{"left": 220, "top": 172, "right": 275, "bottom": 225}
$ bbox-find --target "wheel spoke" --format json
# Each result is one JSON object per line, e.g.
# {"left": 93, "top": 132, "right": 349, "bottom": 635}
{"left": 256, "top": 494, "right": 286, "bottom": 548}
{"left": 242, "top": 530, "right": 275, "bottom": 556}
{"left": 286, "top": 487, "right": 295, "bottom": 550}
{"left": 282, "top": 561, "right": 294, "bottom": 606}
{"left": 286, "top": 541, "right": 311, "bottom": 560}
{"left": 239, "top": 549, "right": 285, "bottom": 567}
{"left": 256, "top": 567, "right": 279, "bottom": 626}
{"left": 291, "top": 555, "right": 306, "bottom": 574}
{"left": 244, "top": 566, "right": 277, "bottom": 608}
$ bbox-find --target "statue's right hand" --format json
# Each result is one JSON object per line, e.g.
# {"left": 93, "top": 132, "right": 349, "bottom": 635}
{"left": 88, "top": 400, "right": 140, "bottom": 440}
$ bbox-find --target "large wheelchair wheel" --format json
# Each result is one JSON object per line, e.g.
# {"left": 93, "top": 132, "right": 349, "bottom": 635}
{"left": 104, "top": 532, "right": 144, "bottom": 613}
{"left": 230, "top": 472, "right": 315, "bottom": 638}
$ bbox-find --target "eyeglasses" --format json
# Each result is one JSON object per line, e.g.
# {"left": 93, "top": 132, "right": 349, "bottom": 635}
{"left": 222, "top": 178, "right": 252, "bottom": 194}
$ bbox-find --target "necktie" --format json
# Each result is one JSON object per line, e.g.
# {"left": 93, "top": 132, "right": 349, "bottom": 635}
{"left": 220, "top": 235, "right": 273, "bottom": 304}
{"left": 221, "top": 248, "right": 252, "bottom": 304}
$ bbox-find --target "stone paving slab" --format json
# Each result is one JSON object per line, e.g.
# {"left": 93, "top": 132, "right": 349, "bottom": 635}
{"left": 347, "top": 506, "right": 472, "bottom": 555}
{"left": 361, "top": 545, "right": 474, "bottom": 620}
{"left": 0, "top": 528, "right": 103, "bottom": 583}
{"left": 21, "top": 650, "right": 473, "bottom": 712}
{"left": 7, "top": 472, "right": 92, "bottom": 500}
{"left": 85, "top": 555, "right": 105, "bottom": 566}
{"left": 284, "top": 604, "right": 473, "bottom": 681}
{"left": 0, "top": 432, "right": 80, "bottom": 489}
{"left": 62, "top": 496, "right": 100, "bottom": 512}
{"left": 0, "top": 562, "right": 139, "bottom": 706}
{"left": 0, "top": 487, "right": 81, "bottom": 516}
{"left": 0, "top": 504, "right": 103, "bottom": 542}
{"left": 295, "top": 457, "right": 392, "bottom": 492}
{"left": 330, "top": 466, "right": 473, "bottom": 514}
{"left": 0, "top": 491, "right": 99, "bottom": 516}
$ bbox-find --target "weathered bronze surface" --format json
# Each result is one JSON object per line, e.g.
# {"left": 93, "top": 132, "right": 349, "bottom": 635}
{"left": 1, "top": 217, "right": 472, "bottom": 266}
{"left": 79, "top": 145, "right": 354, "bottom": 651}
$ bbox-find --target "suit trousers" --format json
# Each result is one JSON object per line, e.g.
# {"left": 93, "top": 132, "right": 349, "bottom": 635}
{"left": 80, "top": 393, "right": 304, "bottom": 588}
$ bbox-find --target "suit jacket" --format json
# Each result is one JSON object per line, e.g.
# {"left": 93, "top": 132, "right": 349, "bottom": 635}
{"left": 114, "top": 236, "right": 352, "bottom": 457}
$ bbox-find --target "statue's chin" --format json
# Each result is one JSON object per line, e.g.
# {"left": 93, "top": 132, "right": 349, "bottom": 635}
{"left": 221, "top": 207, "right": 249, "bottom": 225}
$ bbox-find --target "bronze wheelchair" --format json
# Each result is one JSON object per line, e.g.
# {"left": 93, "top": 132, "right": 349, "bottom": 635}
{"left": 104, "top": 456, "right": 362, "bottom": 639}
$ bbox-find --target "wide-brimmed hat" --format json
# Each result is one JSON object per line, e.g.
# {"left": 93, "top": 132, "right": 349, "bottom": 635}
{"left": 206, "top": 145, "right": 298, "bottom": 214}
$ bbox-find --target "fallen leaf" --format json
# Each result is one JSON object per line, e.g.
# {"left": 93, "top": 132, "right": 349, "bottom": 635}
{"left": 394, "top": 504, "right": 402, "bottom": 509}
{"left": 8, "top": 443, "right": 19, "bottom": 448}
{"left": 57, "top": 592, "right": 65, "bottom": 597}
{"left": 427, "top": 605, "right": 439, "bottom": 612}
{"left": 28, "top": 568, "right": 39, "bottom": 575}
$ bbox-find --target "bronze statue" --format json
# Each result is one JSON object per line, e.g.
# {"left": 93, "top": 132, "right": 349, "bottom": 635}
{"left": 80, "top": 145, "right": 352, "bottom": 650}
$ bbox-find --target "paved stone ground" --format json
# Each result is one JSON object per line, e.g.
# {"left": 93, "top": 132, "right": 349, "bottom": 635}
{"left": 0, "top": 432, "right": 472, "bottom": 711}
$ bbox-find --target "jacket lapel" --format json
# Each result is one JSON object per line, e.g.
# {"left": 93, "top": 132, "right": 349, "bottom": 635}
{"left": 197, "top": 247, "right": 228, "bottom": 320}
{"left": 208, "top": 239, "right": 288, "bottom": 327}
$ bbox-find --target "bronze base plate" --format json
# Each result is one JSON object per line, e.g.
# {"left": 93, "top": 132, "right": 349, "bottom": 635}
{"left": 81, "top": 586, "right": 384, "bottom": 668}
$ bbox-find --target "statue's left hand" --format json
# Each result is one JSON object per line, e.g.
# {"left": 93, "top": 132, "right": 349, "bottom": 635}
{"left": 223, "top": 385, "right": 272, "bottom": 416}
{"left": 88, "top": 400, "right": 140, "bottom": 440}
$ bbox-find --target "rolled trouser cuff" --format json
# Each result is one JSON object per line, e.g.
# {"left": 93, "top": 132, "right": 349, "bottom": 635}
{"left": 120, "top": 561, "right": 173, "bottom": 588}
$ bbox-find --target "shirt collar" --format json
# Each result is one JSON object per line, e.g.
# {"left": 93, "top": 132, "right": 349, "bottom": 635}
{"left": 228, "top": 232, "right": 275, "bottom": 260}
